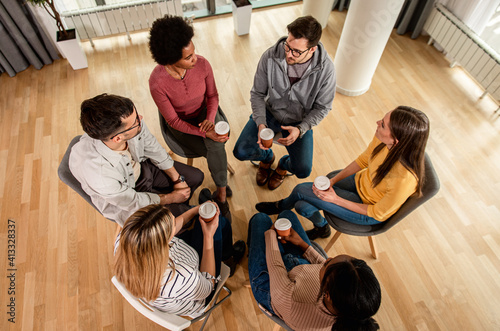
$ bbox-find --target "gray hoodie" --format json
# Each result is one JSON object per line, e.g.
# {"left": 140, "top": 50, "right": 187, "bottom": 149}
{"left": 250, "top": 36, "right": 336, "bottom": 133}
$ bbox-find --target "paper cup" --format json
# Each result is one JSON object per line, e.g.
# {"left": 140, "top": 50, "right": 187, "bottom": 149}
{"left": 260, "top": 128, "right": 274, "bottom": 148}
{"left": 215, "top": 121, "right": 230, "bottom": 137}
{"left": 199, "top": 202, "right": 217, "bottom": 222}
{"left": 314, "top": 176, "right": 330, "bottom": 191}
{"left": 275, "top": 218, "right": 292, "bottom": 237}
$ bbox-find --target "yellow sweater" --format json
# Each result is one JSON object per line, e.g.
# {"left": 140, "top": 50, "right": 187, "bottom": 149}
{"left": 355, "top": 136, "right": 417, "bottom": 222}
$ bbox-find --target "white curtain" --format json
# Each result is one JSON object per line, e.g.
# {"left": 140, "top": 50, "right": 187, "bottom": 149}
{"left": 437, "top": 0, "right": 500, "bottom": 34}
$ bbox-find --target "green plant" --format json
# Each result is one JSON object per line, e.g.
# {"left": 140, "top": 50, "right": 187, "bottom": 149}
{"left": 25, "top": 0, "right": 68, "bottom": 39}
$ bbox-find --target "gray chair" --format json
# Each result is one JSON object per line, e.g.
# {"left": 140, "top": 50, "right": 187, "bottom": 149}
{"left": 58, "top": 135, "right": 116, "bottom": 223}
{"left": 257, "top": 241, "right": 328, "bottom": 331}
{"left": 324, "top": 153, "right": 440, "bottom": 258}
{"left": 158, "top": 110, "right": 235, "bottom": 174}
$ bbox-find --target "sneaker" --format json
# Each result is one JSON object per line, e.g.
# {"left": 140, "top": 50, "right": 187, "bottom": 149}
{"left": 211, "top": 186, "right": 233, "bottom": 200}
{"left": 305, "top": 225, "right": 331, "bottom": 240}
{"left": 255, "top": 201, "right": 282, "bottom": 215}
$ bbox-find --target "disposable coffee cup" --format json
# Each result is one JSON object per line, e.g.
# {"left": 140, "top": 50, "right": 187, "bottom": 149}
{"left": 260, "top": 128, "right": 274, "bottom": 148}
{"left": 215, "top": 121, "right": 230, "bottom": 137}
{"left": 275, "top": 218, "right": 292, "bottom": 237}
{"left": 199, "top": 202, "right": 217, "bottom": 223}
{"left": 314, "top": 176, "right": 330, "bottom": 191}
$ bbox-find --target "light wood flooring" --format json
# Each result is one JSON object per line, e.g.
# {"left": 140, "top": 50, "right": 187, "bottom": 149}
{"left": 1, "top": 3, "right": 500, "bottom": 330}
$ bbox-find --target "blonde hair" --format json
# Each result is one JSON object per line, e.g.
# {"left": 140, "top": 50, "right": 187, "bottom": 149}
{"left": 114, "top": 204, "right": 175, "bottom": 301}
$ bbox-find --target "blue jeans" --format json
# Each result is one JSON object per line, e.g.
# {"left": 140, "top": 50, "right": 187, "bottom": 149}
{"left": 279, "top": 175, "right": 381, "bottom": 226}
{"left": 247, "top": 211, "right": 312, "bottom": 314}
{"left": 177, "top": 216, "right": 232, "bottom": 277}
{"left": 233, "top": 113, "right": 314, "bottom": 178}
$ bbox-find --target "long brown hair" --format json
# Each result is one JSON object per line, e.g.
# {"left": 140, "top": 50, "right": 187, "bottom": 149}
{"left": 114, "top": 204, "right": 175, "bottom": 301}
{"left": 371, "top": 106, "right": 429, "bottom": 196}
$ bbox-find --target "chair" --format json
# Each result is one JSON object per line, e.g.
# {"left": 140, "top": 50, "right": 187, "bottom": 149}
{"left": 58, "top": 135, "right": 116, "bottom": 223}
{"left": 112, "top": 263, "right": 232, "bottom": 331}
{"left": 158, "top": 110, "right": 235, "bottom": 175}
{"left": 323, "top": 153, "right": 440, "bottom": 258}
{"left": 257, "top": 241, "right": 328, "bottom": 331}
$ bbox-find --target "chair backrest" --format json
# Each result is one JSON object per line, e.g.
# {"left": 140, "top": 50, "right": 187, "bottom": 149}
{"left": 112, "top": 263, "right": 231, "bottom": 331}
{"left": 158, "top": 108, "right": 230, "bottom": 159}
{"left": 310, "top": 241, "right": 329, "bottom": 259}
{"left": 325, "top": 153, "right": 440, "bottom": 236}
{"left": 158, "top": 111, "right": 201, "bottom": 159}
{"left": 258, "top": 304, "right": 294, "bottom": 331}
{"left": 58, "top": 135, "right": 116, "bottom": 223}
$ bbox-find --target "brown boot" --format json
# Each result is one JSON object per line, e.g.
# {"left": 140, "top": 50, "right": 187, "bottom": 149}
{"left": 256, "top": 155, "right": 275, "bottom": 186}
{"left": 268, "top": 164, "right": 287, "bottom": 190}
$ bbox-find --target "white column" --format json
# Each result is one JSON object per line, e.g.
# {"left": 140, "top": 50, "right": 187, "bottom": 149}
{"left": 302, "top": 0, "right": 336, "bottom": 29}
{"left": 334, "top": 0, "right": 405, "bottom": 96}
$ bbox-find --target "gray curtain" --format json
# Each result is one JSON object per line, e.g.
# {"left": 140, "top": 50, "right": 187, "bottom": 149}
{"left": 0, "top": 0, "right": 59, "bottom": 77}
{"left": 332, "top": 0, "right": 434, "bottom": 39}
{"left": 395, "top": 0, "right": 435, "bottom": 38}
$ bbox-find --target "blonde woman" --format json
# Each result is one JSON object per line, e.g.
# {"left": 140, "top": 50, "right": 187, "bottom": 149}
{"left": 114, "top": 204, "right": 244, "bottom": 317}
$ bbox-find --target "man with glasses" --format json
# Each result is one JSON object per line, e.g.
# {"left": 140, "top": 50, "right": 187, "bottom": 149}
{"left": 233, "top": 16, "right": 336, "bottom": 190}
{"left": 69, "top": 93, "right": 204, "bottom": 226}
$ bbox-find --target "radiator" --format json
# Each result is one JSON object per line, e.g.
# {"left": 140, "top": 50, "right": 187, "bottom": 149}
{"left": 62, "top": 0, "right": 183, "bottom": 45}
{"left": 424, "top": 3, "right": 500, "bottom": 101}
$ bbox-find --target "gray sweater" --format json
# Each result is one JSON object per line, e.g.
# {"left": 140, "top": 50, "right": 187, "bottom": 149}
{"left": 250, "top": 37, "right": 336, "bottom": 133}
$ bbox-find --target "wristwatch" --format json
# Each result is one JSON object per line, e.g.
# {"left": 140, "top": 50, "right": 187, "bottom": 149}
{"left": 173, "top": 175, "right": 185, "bottom": 185}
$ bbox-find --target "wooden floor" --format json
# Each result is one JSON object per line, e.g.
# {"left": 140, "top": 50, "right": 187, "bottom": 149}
{"left": 1, "top": 3, "right": 500, "bottom": 330}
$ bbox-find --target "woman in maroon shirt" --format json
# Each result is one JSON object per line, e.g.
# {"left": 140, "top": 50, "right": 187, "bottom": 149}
{"left": 149, "top": 15, "right": 232, "bottom": 220}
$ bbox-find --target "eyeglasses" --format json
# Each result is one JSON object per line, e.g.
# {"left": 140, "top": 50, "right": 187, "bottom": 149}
{"left": 282, "top": 41, "right": 310, "bottom": 58}
{"left": 110, "top": 111, "right": 141, "bottom": 139}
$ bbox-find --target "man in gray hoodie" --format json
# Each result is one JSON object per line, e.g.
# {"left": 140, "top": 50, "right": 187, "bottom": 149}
{"left": 233, "top": 16, "right": 336, "bottom": 190}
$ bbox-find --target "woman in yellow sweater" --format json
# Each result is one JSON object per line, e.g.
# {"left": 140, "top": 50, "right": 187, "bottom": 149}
{"left": 256, "top": 106, "right": 429, "bottom": 240}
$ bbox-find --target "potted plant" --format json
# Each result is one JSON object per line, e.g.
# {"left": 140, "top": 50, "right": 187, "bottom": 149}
{"left": 232, "top": 0, "right": 252, "bottom": 36}
{"left": 25, "top": 0, "right": 88, "bottom": 70}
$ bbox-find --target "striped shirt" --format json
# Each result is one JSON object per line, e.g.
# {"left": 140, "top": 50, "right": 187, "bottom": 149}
{"left": 114, "top": 235, "right": 215, "bottom": 317}
{"left": 265, "top": 230, "right": 336, "bottom": 330}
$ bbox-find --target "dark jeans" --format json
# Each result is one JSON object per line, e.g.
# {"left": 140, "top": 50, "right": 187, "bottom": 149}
{"left": 135, "top": 160, "right": 204, "bottom": 217}
{"left": 177, "top": 215, "right": 233, "bottom": 277}
{"left": 280, "top": 175, "right": 380, "bottom": 226}
{"left": 247, "top": 211, "right": 312, "bottom": 314}
{"left": 167, "top": 107, "right": 229, "bottom": 187}
{"left": 233, "top": 112, "right": 314, "bottom": 178}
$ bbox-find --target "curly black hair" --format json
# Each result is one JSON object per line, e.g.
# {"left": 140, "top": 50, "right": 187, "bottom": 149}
{"left": 149, "top": 15, "right": 194, "bottom": 65}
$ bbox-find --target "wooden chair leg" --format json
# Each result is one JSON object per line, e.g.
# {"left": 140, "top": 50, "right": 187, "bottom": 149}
{"left": 324, "top": 231, "right": 342, "bottom": 252}
{"left": 168, "top": 150, "right": 174, "bottom": 156}
{"left": 368, "top": 236, "right": 377, "bottom": 259}
{"left": 227, "top": 162, "right": 235, "bottom": 175}
{"left": 187, "top": 158, "right": 194, "bottom": 167}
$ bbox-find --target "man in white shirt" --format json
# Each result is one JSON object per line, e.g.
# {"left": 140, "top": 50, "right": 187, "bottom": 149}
{"left": 69, "top": 93, "right": 204, "bottom": 226}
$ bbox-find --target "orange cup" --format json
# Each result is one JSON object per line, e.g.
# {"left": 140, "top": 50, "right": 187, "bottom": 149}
{"left": 314, "top": 175, "right": 330, "bottom": 191}
{"left": 260, "top": 128, "right": 274, "bottom": 148}
{"left": 199, "top": 202, "right": 217, "bottom": 222}
{"left": 215, "top": 121, "right": 230, "bottom": 137}
{"left": 274, "top": 218, "right": 292, "bottom": 237}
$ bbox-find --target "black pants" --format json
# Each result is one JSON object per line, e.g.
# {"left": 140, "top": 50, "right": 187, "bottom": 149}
{"left": 135, "top": 160, "right": 204, "bottom": 216}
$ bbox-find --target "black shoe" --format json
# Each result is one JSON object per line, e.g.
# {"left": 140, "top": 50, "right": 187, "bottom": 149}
{"left": 198, "top": 188, "right": 212, "bottom": 204}
{"left": 215, "top": 198, "right": 232, "bottom": 224}
{"left": 306, "top": 225, "right": 331, "bottom": 240}
{"left": 232, "top": 240, "right": 246, "bottom": 264}
{"left": 211, "top": 185, "right": 233, "bottom": 199}
{"left": 255, "top": 201, "right": 282, "bottom": 215}
{"left": 224, "top": 240, "right": 246, "bottom": 277}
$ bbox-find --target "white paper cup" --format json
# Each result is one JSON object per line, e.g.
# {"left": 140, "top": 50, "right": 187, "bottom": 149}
{"left": 314, "top": 176, "right": 330, "bottom": 191}
{"left": 215, "top": 121, "right": 230, "bottom": 137}
{"left": 199, "top": 202, "right": 217, "bottom": 222}
{"left": 259, "top": 128, "right": 274, "bottom": 148}
{"left": 275, "top": 218, "right": 292, "bottom": 237}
